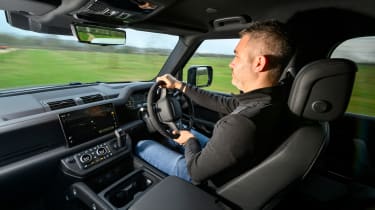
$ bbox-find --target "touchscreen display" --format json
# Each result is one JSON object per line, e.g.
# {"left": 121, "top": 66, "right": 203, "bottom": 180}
{"left": 59, "top": 103, "right": 118, "bottom": 147}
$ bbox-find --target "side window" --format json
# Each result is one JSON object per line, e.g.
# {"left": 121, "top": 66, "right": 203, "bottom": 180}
{"left": 330, "top": 37, "right": 375, "bottom": 116}
{"left": 183, "top": 39, "right": 239, "bottom": 94}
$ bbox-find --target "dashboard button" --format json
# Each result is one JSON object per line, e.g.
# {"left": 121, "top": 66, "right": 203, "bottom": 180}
{"left": 96, "top": 147, "right": 107, "bottom": 156}
{"left": 80, "top": 154, "right": 92, "bottom": 163}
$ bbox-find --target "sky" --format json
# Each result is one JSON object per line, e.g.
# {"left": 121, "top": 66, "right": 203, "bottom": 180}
{"left": 1, "top": 10, "right": 375, "bottom": 61}
{"left": 331, "top": 37, "right": 375, "bottom": 63}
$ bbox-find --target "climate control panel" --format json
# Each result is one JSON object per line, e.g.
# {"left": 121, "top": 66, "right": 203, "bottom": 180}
{"left": 76, "top": 142, "right": 113, "bottom": 169}
{"left": 61, "top": 131, "right": 131, "bottom": 176}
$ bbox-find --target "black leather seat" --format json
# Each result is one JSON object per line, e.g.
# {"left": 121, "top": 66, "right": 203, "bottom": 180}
{"left": 216, "top": 58, "right": 357, "bottom": 210}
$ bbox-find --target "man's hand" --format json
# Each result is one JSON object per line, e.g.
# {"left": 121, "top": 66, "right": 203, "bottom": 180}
{"left": 156, "top": 74, "right": 183, "bottom": 90}
{"left": 173, "top": 130, "right": 195, "bottom": 145}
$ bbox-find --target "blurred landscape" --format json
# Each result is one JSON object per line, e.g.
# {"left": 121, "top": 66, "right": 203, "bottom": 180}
{"left": 0, "top": 34, "right": 374, "bottom": 116}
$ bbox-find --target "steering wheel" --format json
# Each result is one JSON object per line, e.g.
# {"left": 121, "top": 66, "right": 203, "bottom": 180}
{"left": 147, "top": 81, "right": 194, "bottom": 139}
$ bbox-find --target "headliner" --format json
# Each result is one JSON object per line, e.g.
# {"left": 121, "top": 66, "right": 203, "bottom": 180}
{"left": 0, "top": 0, "right": 374, "bottom": 36}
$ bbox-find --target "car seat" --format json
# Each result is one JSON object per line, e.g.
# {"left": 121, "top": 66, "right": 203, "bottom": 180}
{"left": 216, "top": 58, "right": 357, "bottom": 210}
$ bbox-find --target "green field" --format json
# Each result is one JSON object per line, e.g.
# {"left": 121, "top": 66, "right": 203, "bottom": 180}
{"left": 0, "top": 48, "right": 374, "bottom": 116}
{"left": 346, "top": 64, "right": 375, "bottom": 116}
{"left": 183, "top": 55, "right": 237, "bottom": 93}
{"left": 0, "top": 49, "right": 165, "bottom": 87}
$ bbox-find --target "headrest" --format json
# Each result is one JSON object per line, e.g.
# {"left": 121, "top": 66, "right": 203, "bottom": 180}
{"left": 288, "top": 58, "right": 357, "bottom": 121}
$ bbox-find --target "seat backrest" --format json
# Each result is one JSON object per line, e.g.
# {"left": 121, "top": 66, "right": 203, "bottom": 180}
{"left": 216, "top": 58, "right": 357, "bottom": 210}
{"left": 279, "top": 53, "right": 297, "bottom": 84}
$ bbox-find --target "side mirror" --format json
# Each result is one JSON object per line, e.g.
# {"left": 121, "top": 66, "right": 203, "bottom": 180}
{"left": 187, "top": 66, "right": 213, "bottom": 87}
{"left": 71, "top": 23, "right": 126, "bottom": 45}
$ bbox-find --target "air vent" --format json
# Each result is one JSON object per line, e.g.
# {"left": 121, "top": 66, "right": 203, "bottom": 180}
{"left": 81, "top": 94, "right": 104, "bottom": 104}
{"left": 107, "top": 94, "right": 119, "bottom": 99}
{"left": 47, "top": 99, "right": 76, "bottom": 110}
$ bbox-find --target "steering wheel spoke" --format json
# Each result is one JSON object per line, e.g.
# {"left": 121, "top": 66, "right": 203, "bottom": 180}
{"left": 147, "top": 81, "right": 194, "bottom": 139}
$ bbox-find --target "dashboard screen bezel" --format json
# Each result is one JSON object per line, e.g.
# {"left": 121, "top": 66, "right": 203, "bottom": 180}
{"left": 59, "top": 103, "right": 118, "bottom": 147}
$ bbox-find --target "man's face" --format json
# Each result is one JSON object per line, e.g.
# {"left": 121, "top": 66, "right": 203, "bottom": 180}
{"left": 229, "top": 34, "right": 259, "bottom": 92}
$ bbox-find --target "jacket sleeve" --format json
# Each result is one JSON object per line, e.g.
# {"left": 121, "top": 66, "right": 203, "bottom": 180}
{"left": 184, "top": 114, "right": 256, "bottom": 183}
{"left": 184, "top": 85, "right": 239, "bottom": 114}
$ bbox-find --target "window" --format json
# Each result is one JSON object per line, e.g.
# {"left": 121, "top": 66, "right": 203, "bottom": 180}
{"left": 0, "top": 11, "right": 178, "bottom": 90}
{"left": 183, "top": 39, "right": 239, "bottom": 94}
{"left": 331, "top": 37, "right": 375, "bottom": 116}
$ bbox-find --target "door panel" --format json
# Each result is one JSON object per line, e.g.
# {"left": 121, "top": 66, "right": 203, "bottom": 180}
{"left": 327, "top": 113, "right": 375, "bottom": 187}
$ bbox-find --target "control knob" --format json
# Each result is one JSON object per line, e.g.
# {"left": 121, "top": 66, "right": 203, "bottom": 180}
{"left": 96, "top": 147, "right": 107, "bottom": 156}
{"left": 79, "top": 154, "right": 92, "bottom": 163}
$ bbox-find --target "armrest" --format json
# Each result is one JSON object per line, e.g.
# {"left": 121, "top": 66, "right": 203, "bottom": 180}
{"left": 129, "top": 176, "right": 227, "bottom": 210}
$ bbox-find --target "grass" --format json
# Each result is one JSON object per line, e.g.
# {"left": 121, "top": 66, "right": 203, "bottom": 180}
{"left": 0, "top": 48, "right": 374, "bottom": 116}
{"left": 183, "top": 55, "right": 238, "bottom": 94}
{"left": 346, "top": 64, "right": 375, "bottom": 116}
{"left": 0, "top": 49, "right": 166, "bottom": 87}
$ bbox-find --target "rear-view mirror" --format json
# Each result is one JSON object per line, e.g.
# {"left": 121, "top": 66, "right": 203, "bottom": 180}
{"left": 187, "top": 66, "right": 213, "bottom": 87}
{"left": 71, "top": 23, "right": 126, "bottom": 45}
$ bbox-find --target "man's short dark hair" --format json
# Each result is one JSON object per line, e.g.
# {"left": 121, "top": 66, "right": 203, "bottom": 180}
{"left": 240, "top": 20, "right": 294, "bottom": 83}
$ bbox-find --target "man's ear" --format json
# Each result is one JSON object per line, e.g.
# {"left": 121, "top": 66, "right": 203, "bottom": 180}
{"left": 254, "top": 55, "right": 267, "bottom": 72}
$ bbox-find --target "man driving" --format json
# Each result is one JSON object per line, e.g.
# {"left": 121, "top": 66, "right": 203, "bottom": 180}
{"left": 136, "top": 20, "right": 295, "bottom": 187}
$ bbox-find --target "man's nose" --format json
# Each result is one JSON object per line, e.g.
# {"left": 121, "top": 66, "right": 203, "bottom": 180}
{"left": 229, "top": 60, "right": 235, "bottom": 69}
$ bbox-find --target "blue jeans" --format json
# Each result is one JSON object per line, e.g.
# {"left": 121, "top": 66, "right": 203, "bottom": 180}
{"left": 135, "top": 130, "right": 209, "bottom": 182}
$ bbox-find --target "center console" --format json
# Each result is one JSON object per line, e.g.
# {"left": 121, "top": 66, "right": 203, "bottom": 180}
{"left": 59, "top": 103, "right": 132, "bottom": 177}
{"left": 64, "top": 141, "right": 164, "bottom": 210}
{"left": 70, "top": 167, "right": 162, "bottom": 210}
{"left": 58, "top": 103, "right": 165, "bottom": 209}
{"left": 70, "top": 172, "right": 228, "bottom": 210}
{"left": 61, "top": 133, "right": 129, "bottom": 176}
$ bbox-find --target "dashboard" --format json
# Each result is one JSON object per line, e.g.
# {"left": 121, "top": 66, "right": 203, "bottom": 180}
{"left": 0, "top": 82, "right": 152, "bottom": 170}
{"left": 0, "top": 80, "right": 215, "bottom": 206}
{"left": 0, "top": 81, "right": 160, "bottom": 203}
{"left": 125, "top": 90, "right": 148, "bottom": 110}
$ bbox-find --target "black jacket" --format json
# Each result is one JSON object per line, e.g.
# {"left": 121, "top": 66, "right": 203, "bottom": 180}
{"left": 183, "top": 85, "right": 290, "bottom": 186}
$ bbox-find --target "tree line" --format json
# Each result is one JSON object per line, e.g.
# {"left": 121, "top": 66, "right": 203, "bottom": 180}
{"left": 0, "top": 33, "right": 172, "bottom": 55}
{"left": 0, "top": 33, "right": 231, "bottom": 58}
